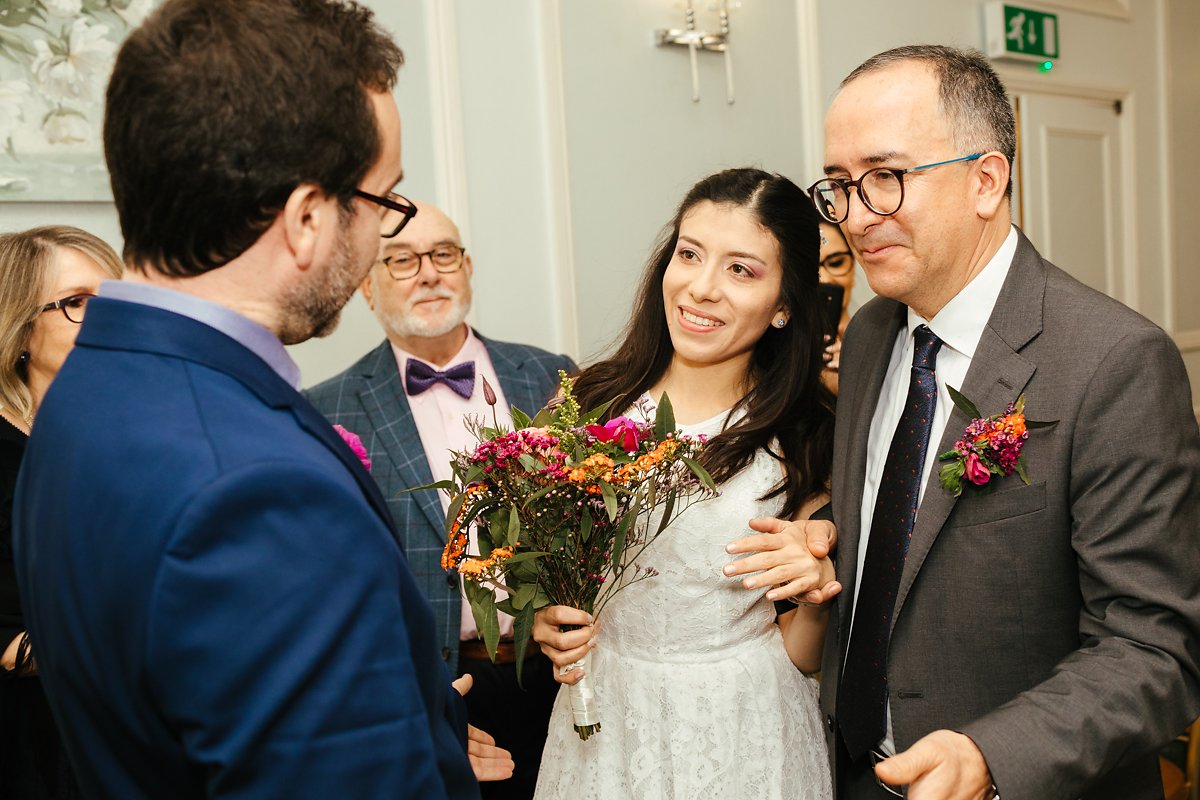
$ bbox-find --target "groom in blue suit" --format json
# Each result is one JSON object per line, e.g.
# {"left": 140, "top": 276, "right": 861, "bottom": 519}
{"left": 13, "top": 1, "right": 504, "bottom": 797}
{"left": 307, "top": 199, "right": 574, "bottom": 799}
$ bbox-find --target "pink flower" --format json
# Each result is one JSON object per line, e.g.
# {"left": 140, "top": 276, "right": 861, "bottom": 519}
{"left": 586, "top": 416, "right": 646, "bottom": 452}
{"left": 964, "top": 452, "right": 990, "bottom": 486}
{"left": 332, "top": 424, "right": 372, "bottom": 472}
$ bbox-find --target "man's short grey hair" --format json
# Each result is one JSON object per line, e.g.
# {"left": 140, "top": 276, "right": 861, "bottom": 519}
{"left": 842, "top": 45, "right": 1016, "bottom": 197}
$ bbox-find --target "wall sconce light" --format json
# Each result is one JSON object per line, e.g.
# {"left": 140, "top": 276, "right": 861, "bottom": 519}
{"left": 654, "top": 0, "right": 736, "bottom": 104}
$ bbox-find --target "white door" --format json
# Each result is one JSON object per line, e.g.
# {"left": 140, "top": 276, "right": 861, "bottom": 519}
{"left": 1014, "top": 93, "right": 1128, "bottom": 303}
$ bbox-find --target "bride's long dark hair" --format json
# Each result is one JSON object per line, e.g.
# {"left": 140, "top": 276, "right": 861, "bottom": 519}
{"left": 573, "top": 168, "right": 834, "bottom": 518}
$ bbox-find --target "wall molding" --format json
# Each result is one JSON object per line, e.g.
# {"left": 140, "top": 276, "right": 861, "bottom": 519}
{"left": 1174, "top": 330, "right": 1200, "bottom": 352}
{"left": 422, "top": 0, "right": 471, "bottom": 239}
{"left": 534, "top": 0, "right": 579, "bottom": 359}
{"left": 1028, "top": 0, "right": 1132, "bottom": 20}
{"left": 794, "top": 0, "right": 825, "bottom": 182}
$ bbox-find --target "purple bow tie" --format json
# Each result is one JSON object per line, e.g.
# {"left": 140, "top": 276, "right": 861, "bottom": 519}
{"left": 405, "top": 358, "right": 475, "bottom": 399}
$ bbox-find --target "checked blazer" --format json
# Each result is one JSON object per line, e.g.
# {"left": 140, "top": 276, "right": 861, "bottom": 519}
{"left": 306, "top": 333, "right": 575, "bottom": 672}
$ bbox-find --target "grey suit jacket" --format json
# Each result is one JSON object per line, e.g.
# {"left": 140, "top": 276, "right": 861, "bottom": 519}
{"left": 821, "top": 230, "right": 1200, "bottom": 800}
{"left": 305, "top": 333, "right": 576, "bottom": 673}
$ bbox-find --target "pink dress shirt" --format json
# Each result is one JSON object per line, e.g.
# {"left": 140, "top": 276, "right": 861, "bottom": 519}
{"left": 391, "top": 329, "right": 516, "bottom": 641}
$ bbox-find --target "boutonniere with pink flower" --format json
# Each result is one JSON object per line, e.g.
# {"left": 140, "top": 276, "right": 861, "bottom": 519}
{"left": 937, "top": 387, "right": 1056, "bottom": 498}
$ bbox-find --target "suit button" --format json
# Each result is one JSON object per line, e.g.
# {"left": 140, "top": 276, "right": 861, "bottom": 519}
{"left": 826, "top": 714, "right": 835, "bottom": 732}
{"left": 441, "top": 647, "right": 451, "bottom": 661}
{"left": 446, "top": 572, "right": 458, "bottom": 588}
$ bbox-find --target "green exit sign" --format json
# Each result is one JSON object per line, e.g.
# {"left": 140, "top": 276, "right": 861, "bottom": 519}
{"left": 984, "top": 3, "right": 1060, "bottom": 63}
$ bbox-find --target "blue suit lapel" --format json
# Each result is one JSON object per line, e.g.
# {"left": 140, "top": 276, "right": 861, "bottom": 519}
{"left": 353, "top": 343, "right": 446, "bottom": 542}
{"left": 78, "top": 299, "right": 397, "bottom": 530}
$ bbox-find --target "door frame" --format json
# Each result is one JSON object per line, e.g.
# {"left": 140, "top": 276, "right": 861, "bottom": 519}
{"left": 999, "top": 72, "right": 1140, "bottom": 312}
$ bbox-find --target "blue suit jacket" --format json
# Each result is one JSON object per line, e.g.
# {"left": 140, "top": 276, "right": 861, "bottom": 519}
{"left": 305, "top": 336, "right": 575, "bottom": 672}
{"left": 14, "top": 298, "right": 479, "bottom": 799}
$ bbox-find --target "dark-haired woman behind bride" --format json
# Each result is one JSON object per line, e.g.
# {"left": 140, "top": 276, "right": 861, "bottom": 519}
{"left": 533, "top": 168, "right": 837, "bottom": 799}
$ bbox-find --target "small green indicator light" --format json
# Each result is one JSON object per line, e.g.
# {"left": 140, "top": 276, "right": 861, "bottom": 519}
{"left": 1040, "top": 60, "right": 1054, "bottom": 72}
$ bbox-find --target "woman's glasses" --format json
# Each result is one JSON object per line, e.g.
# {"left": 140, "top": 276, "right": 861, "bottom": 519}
{"left": 39, "top": 293, "right": 95, "bottom": 324}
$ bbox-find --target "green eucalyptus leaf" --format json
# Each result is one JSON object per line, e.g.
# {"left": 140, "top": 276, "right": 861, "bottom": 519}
{"left": 655, "top": 491, "right": 676, "bottom": 537}
{"left": 506, "top": 505, "right": 521, "bottom": 547}
{"left": 510, "top": 406, "right": 532, "bottom": 430}
{"left": 1026, "top": 418, "right": 1058, "bottom": 429}
{"left": 680, "top": 456, "right": 716, "bottom": 491}
{"left": 503, "top": 551, "right": 548, "bottom": 566}
{"left": 653, "top": 392, "right": 676, "bottom": 440}
{"left": 947, "top": 385, "right": 982, "bottom": 420}
{"left": 512, "top": 582, "right": 536, "bottom": 610}
{"left": 464, "top": 581, "right": 500, "bottom": 660}
{"left": 580, "top": 398, "right": 615, "bottom": 425}
{"left": 578, "top": 508, "right": 593, "bottom": 544}
{"left": 513, "top": 603, "right": 536, "bottom": 688}
{"left": 531, "top": 407, "right": 554, "bottom": 428}
{"left": 1014, "top": 458, "right": 1031, "bottom": 485}
{"left": 600, "top": 481, "right": 618, "bottom": 522}
{"left": 399, "top": 479, "right": 456, "bottom": 494}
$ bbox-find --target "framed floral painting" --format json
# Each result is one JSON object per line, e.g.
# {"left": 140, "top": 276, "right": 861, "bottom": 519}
{"left": 0, "top": 0, "right": 157, "bottom": 201}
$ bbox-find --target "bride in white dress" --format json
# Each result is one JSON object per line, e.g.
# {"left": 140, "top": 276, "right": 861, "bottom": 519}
{"left": 532, "top": 168, "right": 839, "bottom": 799}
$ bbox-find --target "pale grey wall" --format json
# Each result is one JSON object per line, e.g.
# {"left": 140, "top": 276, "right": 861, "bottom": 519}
{"left": 559, "top": 0, "right": 810, "bottom": 363}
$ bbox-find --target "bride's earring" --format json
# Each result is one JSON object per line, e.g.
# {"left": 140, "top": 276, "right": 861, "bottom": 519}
{"left": 774, "top": 318, "right": 787, "bottom": 328}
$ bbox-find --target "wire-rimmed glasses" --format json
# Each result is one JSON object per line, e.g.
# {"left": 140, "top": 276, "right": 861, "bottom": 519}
{"left": 378, "top": 245, "right": 467, "bottom": 281}
{"left": 354, "top": 189, "right": 417, "bottom": 238}
{"left": 39, "top": 292, "right": 95, "bottom": 324}
{"left": 807, "top": 153, "right": 983, "bottom": 224}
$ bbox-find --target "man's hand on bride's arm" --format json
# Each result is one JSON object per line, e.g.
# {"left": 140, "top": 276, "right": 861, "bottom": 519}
{"left": 451, "top": 674, "right": 515, "bottom": 782}
{"left": 723, "top": 517, "right": 841, "bottom": 605}
{"left": 531, "top": 605, "right": 600, "bottom": 686}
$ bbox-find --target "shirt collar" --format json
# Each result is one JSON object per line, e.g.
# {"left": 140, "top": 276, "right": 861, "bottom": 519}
{"left": 99, "top": 280, "right": 302, "bottom": 389}
{"left": 391, "top": 325, "right": 480, "bottom": 384}
{"left": 906, "top": 225, "right": 1019, "bottom": 358}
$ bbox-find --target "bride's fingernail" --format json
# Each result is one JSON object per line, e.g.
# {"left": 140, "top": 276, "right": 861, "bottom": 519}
{"left": 722, "top": 564, "right": 734, "bottom": 575}
{"left": 766, "top": 591, "right": 778, "bottom": 601}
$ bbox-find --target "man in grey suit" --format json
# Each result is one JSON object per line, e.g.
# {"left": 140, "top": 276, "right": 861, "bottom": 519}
{"left": 306, "top": 199, "right": 574, "bottom": 799}
{"left": 777, "top": 46, "right": 1197, "bottom": 800}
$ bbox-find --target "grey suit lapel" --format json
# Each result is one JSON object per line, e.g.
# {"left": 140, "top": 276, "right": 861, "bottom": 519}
{"left": 356, "top": 343, "right": 446, "bottom": 541}
{"left": 893, "top": 231, "right": 1046, "bottom": 624}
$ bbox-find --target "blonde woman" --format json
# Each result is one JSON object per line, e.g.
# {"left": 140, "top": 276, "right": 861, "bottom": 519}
{"left": 0, "top": 226, "right": 122, "bottom": 799}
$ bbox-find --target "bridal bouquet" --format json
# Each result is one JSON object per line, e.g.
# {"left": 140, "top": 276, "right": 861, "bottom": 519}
{"left": 434, "top": 372, "right": 715, "bottom": 740}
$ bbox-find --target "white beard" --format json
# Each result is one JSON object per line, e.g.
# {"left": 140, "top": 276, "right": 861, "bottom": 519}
{"left": 378, "top": 286, "right": 472, "bottom": 339}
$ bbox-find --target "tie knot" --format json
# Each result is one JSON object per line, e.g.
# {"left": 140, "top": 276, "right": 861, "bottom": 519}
{"left": 912, "top": 325, "right": 942, "bottom": 371}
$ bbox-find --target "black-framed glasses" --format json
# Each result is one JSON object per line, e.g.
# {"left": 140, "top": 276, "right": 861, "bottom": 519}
{"left": 353, "top": 189, "right": 417, "bottom": 238}
{"left": 378, "top": 244, "right": 467, "bottom": 280}
{"left": 807, "top": 153, "right": 983, "bottom": 224}
{"left": 39, "top": 292, "right": 95, "bottom": 324}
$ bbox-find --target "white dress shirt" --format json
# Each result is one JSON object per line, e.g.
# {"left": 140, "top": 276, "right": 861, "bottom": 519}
{"left": 850, "top": 226, "right": 1018, "bottom": 753}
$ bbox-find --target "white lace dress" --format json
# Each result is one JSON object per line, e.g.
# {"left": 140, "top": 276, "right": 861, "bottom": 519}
{"left": 533, "top": 409, "right": 833, "bottom": 800}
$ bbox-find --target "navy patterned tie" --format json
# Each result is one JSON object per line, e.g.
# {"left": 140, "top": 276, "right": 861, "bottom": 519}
{"left": 839, "top": 324, "right": 943, "bottom": 760}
